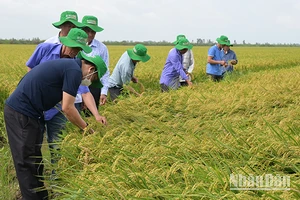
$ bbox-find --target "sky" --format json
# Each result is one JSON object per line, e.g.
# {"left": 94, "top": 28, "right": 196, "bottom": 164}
{"left": 1, "top": 0, "right": 300, "bottom": 44}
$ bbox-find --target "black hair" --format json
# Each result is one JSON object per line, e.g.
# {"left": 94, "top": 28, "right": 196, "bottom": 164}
{"left": 83, "top": 59, "right": 95, "bottom": 68}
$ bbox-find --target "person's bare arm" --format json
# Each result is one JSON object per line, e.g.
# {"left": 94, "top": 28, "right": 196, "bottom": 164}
{"left": 62, "top": 91, "right": 87, "bottom": 130}
{"left": 207, "top": 56, "right": 226, "bottom": 66}
{"left": 82, "top": 92, "right": 107, "bottom": 125}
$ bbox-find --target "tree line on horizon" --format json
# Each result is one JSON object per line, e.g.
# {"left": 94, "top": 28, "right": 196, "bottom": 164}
{"left": 0, "top": 37, "right": 299, "bottom": 47}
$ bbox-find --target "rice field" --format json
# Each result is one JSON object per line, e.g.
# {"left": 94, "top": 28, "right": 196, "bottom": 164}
{"left": 0, "top": 44, "right": 300, "bottom": 199}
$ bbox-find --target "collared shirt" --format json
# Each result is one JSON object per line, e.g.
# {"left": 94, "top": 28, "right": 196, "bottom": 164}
{"left": 83, "top": 39, "right": 110, "bottom": 95}
{"left": 160, "top": 48, "right": 188, "bottom": 89}
{"left": 44, "top": 34, "right": 90, "bottom": 105}
{"left": 221, "top": 49, "right": 238, "bottom": 72}
{"left": 108, "top": 51, "right": 135, "bottom": 88}
{"left": 27, "top": 42, "right": 68, "bottom": 120}
{"left": 44, "top": 34, "right": 60, "bottom": 44}
{"left": 206, "top": 45, "right": 223, "bottom": 76}
{"left": 26, "top": 43, "right": 61, "bottom": 69}
{"left": 7, "top": 59, "right": 82, "bottom": 119}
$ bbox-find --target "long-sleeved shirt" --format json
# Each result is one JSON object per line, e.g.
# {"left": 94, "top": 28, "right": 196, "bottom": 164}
{"left": 83, "top": 39, "right": 110, "bottom": 95}
{"left": 221, "top": 49, "right": 238, "bottom": 72}
{"left": 108, "top": 51, "right": 135, "bottom": 88}
{"left": 44, "top": 34, "right": 60, "bottom": 44}
{"left": 160, "top": 48, "right": 188, "bottom": 89}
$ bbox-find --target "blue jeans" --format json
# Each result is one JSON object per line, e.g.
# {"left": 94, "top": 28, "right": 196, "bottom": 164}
{"left": 45, "top": 111, "right": 67, "bottom": 164}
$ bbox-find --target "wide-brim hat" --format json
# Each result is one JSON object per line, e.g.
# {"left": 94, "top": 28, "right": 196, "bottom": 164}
{"left": 59, "top": 28, "right": 92, "bottom": 53}
{"left": 224, "top": 39, "right": 233, "bottom": 46}
{"left": 81, "top": 15, "right": 104, "bottom": 32}
{"left": 175, "top": 38, "right": 193, "bottom": 50}
{"left": 216, "top": 35, "right": 229, "bottom": 45}
{"left": 127, "top": 44, "right": 150, "bottom": 62}
{"left": 172, "top": 34, "right": 186, "bottom": 44}
{"left": 52, "top": 11, "right": 83, "bottom": 28}
{"left": 77, "top": 51, "right": 107, "bottom": 88}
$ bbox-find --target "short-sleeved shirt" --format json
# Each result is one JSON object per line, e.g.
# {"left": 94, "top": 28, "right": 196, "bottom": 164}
{"left": 26, "top": 43, "right": 62, "bottom": 69}
{"left": 108, "top": 52, "right": 135, "bottom": 88}
{"left": 206, "top": 45, "right": 223, "bottom": 76}
{"left": 160, "top": 48, "right": 188, "bottom": 88}
{"left": 6, "top": 59, "right": 82, "bottom": 119}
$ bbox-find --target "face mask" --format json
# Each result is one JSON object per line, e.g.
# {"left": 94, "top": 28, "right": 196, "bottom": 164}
{"left": 81, "top": 78, "right": 92, "bottom": 86}
{"left": 81, "top": 70, "right": 98, "bottom": 86}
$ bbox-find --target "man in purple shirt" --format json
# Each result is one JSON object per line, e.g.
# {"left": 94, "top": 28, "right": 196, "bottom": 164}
{"left": 159, "top": 38, "right": 193, "bottom": 92}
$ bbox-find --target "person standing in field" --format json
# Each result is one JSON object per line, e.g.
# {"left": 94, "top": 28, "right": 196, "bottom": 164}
{"left": 80, "top": 15, "right": 110, "bottom": 115}
{"left": 44, "top": 10, "right": 83, "bottom": 43}
{"left": 108, "top": 44, "right": 151, "bottom": 101}
{"left": 221, "top": 40, "right": 238, "bottom": 74}
{"left": 159, "top": 37, "right": 193, "bottom": 92}
{"left": 206, "top": 35, "right": 228, "bottom": 81}
{"left": 44, "top": 11, "right": 97, "bottom": 114}
{"left": 173, "top": 34, "right": 195, "bottom": 86}
{"left": 27, "top": 28, "right": 107, "bottom": 167}
{"left": 4, "top": 52, "right": 107, "bottom": 200}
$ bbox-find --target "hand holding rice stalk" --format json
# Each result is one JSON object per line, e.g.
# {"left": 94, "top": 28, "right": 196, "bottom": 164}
{"left": 123, "top": 82, "right": 145, "bottom": 97}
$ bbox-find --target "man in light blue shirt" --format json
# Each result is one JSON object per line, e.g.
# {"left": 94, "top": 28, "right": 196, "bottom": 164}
{"left": 160, "top": 38, "right": 193, "bottom": 92}
{"left": 221, "top": 40, "right": 238, "bottom": 73}
{"left": 108, "top": 44, "right": 150, "bottom": 101}
{"left": 206, "top": 35, "right": 228, "bottom": 81}
{"left": 81, "top": 15, "right": 110, "bottom": 114}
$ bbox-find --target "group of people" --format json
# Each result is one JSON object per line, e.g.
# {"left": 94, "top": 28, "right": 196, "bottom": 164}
{"left": 206, "top": 35, "right": 238, "bottom": 81}
{"left": 3, "top": 10, "right": 237, "bottom": 200}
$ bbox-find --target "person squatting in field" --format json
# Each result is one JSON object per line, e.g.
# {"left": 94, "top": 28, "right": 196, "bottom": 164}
{"left": 80, "top": 15, "right": 110, "bottom": 116}
{"left": 159, "top": 37, "right": 193, "bottom": 92}
{"left": 206, "top": 35, "right": 230, "bottom": 81}
{"left": 172, "top": 35, "right": 195, "bottom": 86}
{"left": 27, "top": 28, "right": 107, "bottom": 171}
{"left": 221, "top": 40, "right": 238, "bottom": 74}
{"left": 108, "top": 44, "right": 151, "bottom": 101}
{"left": 4, "top": 52, "right": 107, "bottom": 200}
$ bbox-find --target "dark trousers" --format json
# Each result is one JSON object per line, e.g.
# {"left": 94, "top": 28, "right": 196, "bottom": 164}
{"left": 207, "top": 73, "right": 223, "bottom": 82}
{"left": 4, "top": 105, "right": 48, "bottom": 200}
{"left": 160, "top": 84, "right": 169, "bottom": 92}
{"left": 84, "top": 86, "right": 101, "bottom": 117}
{"left": 109, "top": 87, "right": 122, "bottom": 101}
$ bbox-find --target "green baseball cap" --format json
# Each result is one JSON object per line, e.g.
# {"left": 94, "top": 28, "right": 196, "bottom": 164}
{"left": 216, "top": 35, "right": 229, "bottom": 45}
{"left": 77, "top": 51, "right": 107, "bottom": 88}
{"left": 173, "top": 34, "right": 186, "bottom": 44}
{"left": 81, "top": 15, "right": 104, "bottom": 32}
{"left": 127, "top": 44, "right": 151, "bottom": 62}
{"left": 59, "top": 28, "right": 92, "bottom": 53}
{"left": 175, "top": 38, "right": 193, "bottom": 50}
{"left": 52, "top": 11, "right": 83, "bottom": 28}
